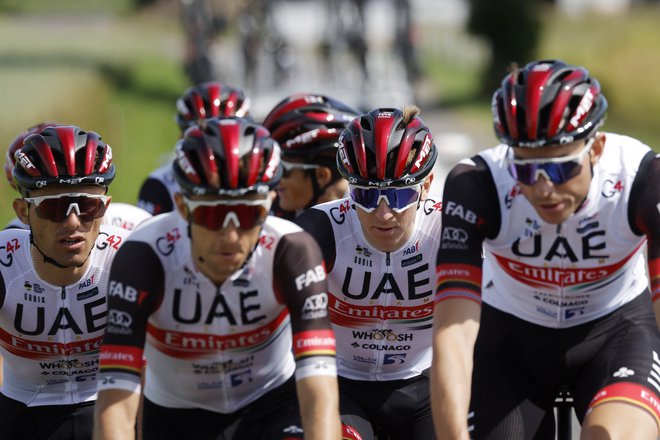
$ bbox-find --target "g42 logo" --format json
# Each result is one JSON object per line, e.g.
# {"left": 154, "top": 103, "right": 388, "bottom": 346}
{"left": 330, "top": 199, "right": 351, "bottom": 224}
{"left": 156, "top": 227, "right": 181, "bottom": 256}
{"left": 97, "top": 233, "right": 122, "bottom": 251}
{"left": 0, "top": 238, "right": 20, "bottom": 267}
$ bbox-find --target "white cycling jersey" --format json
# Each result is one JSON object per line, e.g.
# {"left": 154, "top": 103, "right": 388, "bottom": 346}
{"left": 478, "top": 133, "right": 650, "bottom": 327}
{"left": 97, "top": 212, "right": 336, "bottom": 414}
{"left": 296, "top": 196, "right": 442, "bottom": 381}
{"left": 0, "top": 225, "right": 129, "bottom": 406}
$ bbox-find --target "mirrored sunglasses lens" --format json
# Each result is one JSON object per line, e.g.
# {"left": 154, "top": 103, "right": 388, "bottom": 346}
{"left": 35, "top": 197, "right": 106, "bottom": 222}
{"left": 190, "top": 204, "right": 268, "bottom": 230}
{"left": 385, "top": 187, "right": 420, "bottom": 210}
{"left": 509, "top": 162, "right": 582, "bottom": 185}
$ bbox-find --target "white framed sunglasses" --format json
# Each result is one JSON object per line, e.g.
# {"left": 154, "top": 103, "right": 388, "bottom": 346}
{"left": 507, "top": 137, "right": 595, "bottom": 185}
{"left": 349, "top": 184, "right": 422, "bottom": 213}
{"left": 24, "top": 193, "right": 110, "bottom": 222}
{"left": 183, "top": 197, "right": 272, "bottom": 230}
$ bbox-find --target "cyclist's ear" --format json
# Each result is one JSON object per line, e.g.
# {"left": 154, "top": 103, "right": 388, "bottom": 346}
{"left": 315, "top": 166, "right": 333, "bottom": 187}
{"left": 420, "top": 172, "right": 434, "bottom": 200}
{"left": 590, "top": 132, "right": 606, "bottom": 165}
{"left": 173, "top": 193, "right": 189, "bottom": 218}
{"left": 13, "top": 198, "right": 29, "bottom": 224}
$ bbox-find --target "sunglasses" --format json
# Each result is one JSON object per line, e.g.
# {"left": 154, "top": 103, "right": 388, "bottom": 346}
{"left": 281, "top": 160, "right": 320, "bottom": 178}
{"left": 507, "top": 137, "right": 595, "bottom": 186}
{"left": 183, "top": 197, "right": 272, "bottom": 230}
{"left": 349, "top": 185, "right": 422, "bottom": 213}
{"left": 24, "top": 193, "right": 110, "bottom": 223}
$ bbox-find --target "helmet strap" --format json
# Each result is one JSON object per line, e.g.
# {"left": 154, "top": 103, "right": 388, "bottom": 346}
{"left": 29, "top": 232, "right": 89, "bottom": 269}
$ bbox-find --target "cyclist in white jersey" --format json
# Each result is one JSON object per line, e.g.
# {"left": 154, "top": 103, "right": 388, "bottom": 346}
{"left": 0, "top": 124, "right": 128, "bottom": 440}
{"left": 295, "top": 106, "right": 441, "bottom": 440}
{"left": 4, "top": 123, "right": 151, "bottom": 232}
{"left": 136, "top": 81, "right": 250, "bottom": 215}
{"left": 431, "top": 60, "right": 660, "bottom": 439}
{"left": 262, "top": 93, "right": 360, "bottom": 220}
{"left": 94, "top": 117, "right": 341, "bottom": 440}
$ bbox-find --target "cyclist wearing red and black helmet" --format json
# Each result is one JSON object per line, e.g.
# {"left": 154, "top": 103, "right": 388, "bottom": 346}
{"left": 432, "top": 60, "right": 660, "bottom": 439}
{"left": 262, "top": 93, "right": 360, "bottom": 219}
{"left": 295, "top": 106, "right": 441, "bottom": 440}
{"left": 136, "top": 81, "right": 251, "bottom": 215}
{"left": 4, "top": 123, "right": 151, "bottom": 231}
{"left": 95, "top": 117, "right": 340, "bottom": 440}
{"left": 0, "top": 125, "right": 129, "bottom": 440}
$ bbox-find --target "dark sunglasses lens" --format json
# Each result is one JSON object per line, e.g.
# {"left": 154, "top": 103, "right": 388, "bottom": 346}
{"left": 34, "top": 197, "right": 106, "bottom": 222}
{"left": 509, "top": 162, "right": 582, "bottom": 185}
{"left": 350, "top": 187, "right": 380, "bottom": 210}
{"left": 384, "top": 187, "right": 419, "bottom": 209}
{"left": 190, "top": 204, "right": 268, "bottom": 230}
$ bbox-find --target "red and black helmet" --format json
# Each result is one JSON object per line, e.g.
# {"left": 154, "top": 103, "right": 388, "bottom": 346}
{"left": 5, "top": 122, "right": 58, "bottom": 191}
{"left": 337, "top": 107, "right": 437, "bottom": 187}
{"left": 173, "top": 117, "right": 282, "bottom": 196}
{"left": 12, "top": 124, "right": 115, "bottom": 195}
{"left": 262, "top": 93, "right": 360, "bottom": 166}
{"left": 492, "top": 59, "right": 608, "bottom": 148}
{"left": 175, "top": 81, "right": 251, "bottom": 132}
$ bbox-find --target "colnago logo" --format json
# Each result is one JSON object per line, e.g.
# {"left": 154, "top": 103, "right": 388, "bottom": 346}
{"left": 295, "top": 265, "right": 326, "bottom": 291}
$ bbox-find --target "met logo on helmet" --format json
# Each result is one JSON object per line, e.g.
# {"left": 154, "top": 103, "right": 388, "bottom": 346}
{"left": 285, "top": 128, "right": 320, "bottom": 148}
{"left": 568, "top": 88, "right": 595, "bottom": 130}
{"left": 413, "top": 134, "right": 432, "bottom": 171}
{"left": 16, "top": 151, "right": 37, "bottom": 171}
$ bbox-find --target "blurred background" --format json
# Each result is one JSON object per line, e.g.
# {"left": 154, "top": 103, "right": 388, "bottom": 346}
{"left": 1, "top": 0, "right": 660, "bottom": 226}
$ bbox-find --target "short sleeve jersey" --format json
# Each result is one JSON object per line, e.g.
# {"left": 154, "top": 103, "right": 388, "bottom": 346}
{"left": 296, "top": 197, "right": 442, "bottom": 381}
{"left": 0, "top": 225, "right": 129, "bottom": 406}
{"left": 97, "top": 212, "right": 336, "bottom": 413}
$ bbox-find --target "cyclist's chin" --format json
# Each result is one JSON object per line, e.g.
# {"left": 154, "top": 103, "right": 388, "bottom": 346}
{"left": 533, "top": 201, "right": 574, "bottom": 224}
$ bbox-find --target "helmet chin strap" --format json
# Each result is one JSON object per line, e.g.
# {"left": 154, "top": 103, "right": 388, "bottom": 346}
{"left": 30, "top": 233, "right": 89, "bottom": 269}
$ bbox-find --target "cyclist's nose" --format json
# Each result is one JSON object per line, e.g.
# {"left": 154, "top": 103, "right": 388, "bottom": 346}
{"left": 533, "top": 175, "right": 555, "bottom": 198}
{"left": 372, "top": 199, "right": 395, "bottom": 219}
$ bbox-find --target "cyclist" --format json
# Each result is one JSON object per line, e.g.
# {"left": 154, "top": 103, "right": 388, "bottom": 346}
{"left": 137, "top": 81, "right": 250, "bottom": 215}
{"left": 94, "top": 117, "right": 340, "bottom": 440}
{"left": 431, "top": 59, "right": 660, "bottom": 439}
{"left": 4, "top": 123, "right": 151, "bottom": 231}
{"left": 262, "top": 93, "right": 360, "bottom": 219}
{"left": 295, "top": 106, "right": 441, "bottom": 439}
{"left": 0, "top": 124, "right": 129, "bottom": 440}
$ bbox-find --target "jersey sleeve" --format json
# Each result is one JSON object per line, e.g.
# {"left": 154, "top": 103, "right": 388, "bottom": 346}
{"left": 137, "top": 177, "right": 175, "bottom": 215}
{"left": 98, "top": 241, "right": 165, "bottom": 393}
{"left": 435, "top": 158, "right": 499, "bottom": 305}
{"left": 294, "top": 207, "right": 337, "bottom": 271}
{"left": 629, "top": 153, "right": 660, "bottom": 301}
{"left": 272, "top": 230, "right": 337, "bottom": 381}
